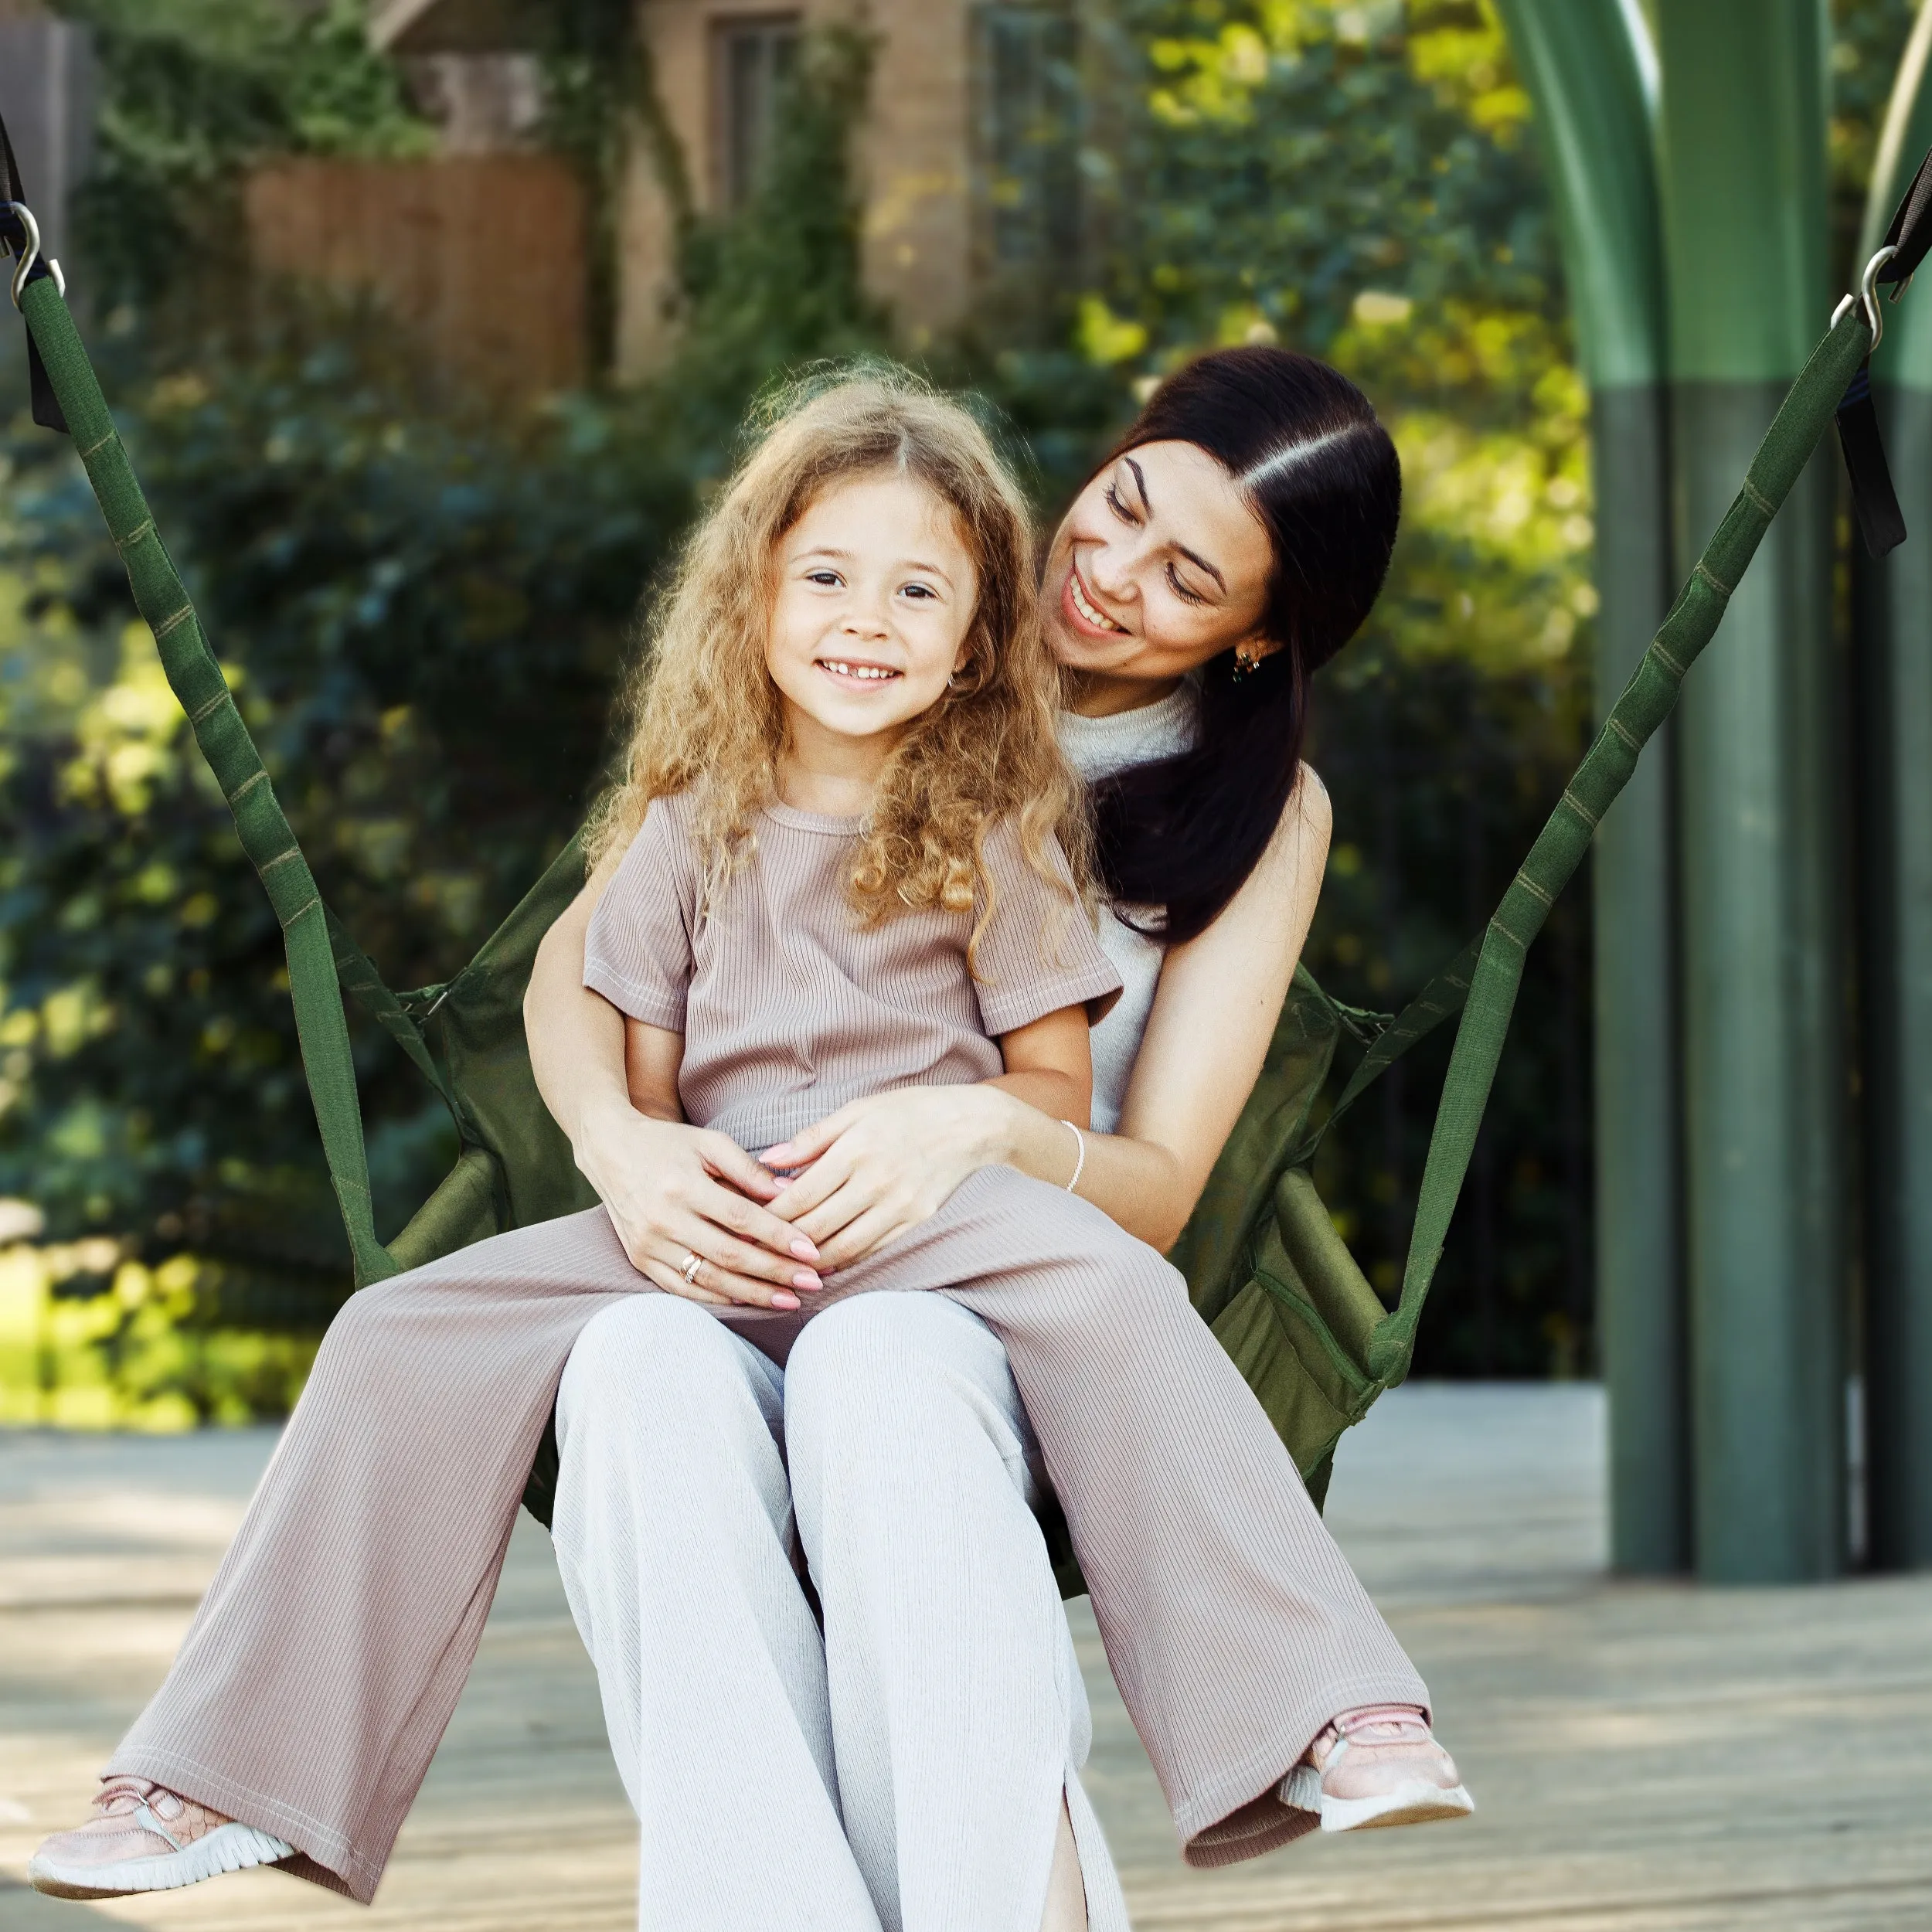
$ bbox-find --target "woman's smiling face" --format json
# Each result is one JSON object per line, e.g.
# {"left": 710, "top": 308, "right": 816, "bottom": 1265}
{"left": 1041, "top": 439, "right": 1274, "bottom": 685}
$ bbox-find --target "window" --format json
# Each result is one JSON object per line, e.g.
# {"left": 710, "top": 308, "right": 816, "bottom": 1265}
{"left": 974, "top": 5, "right": 1080, "bottom": 270}
{"left": 713, "top": 15, "right": 801, "bottom": 211}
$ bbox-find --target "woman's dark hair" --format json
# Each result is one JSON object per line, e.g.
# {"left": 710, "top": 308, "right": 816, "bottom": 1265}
{"left": 1088, "top": 346, "right": 1400, "bottom": 944}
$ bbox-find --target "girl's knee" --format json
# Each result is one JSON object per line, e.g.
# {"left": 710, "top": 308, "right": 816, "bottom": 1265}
{"left": 1040, "top": 1243, "right": 1195, "bottom": 1377}
{"left": 1066, "top": 1233, "right": 1189, "bottom": 1316}
{"left": 311, "top": 1275, "right": 427, "bottom": 1375}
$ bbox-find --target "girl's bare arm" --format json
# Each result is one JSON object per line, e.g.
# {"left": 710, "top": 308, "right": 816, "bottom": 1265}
{"left": 988, "top": 1002, "right": 1094, "bottom": 1128}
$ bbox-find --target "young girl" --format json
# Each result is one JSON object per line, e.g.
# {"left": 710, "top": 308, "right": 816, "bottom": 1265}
{"left": 574, "top": 370, "right": 1124, "bottom": 1339}
{"left": 32, "top": 374, "right": 1467, "bottom": 1920}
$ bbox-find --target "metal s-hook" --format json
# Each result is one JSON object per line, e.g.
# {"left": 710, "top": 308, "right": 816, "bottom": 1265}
{"left": 1835, "top": 243, "right": 1901, "bottom": 349}
{"left": 2, "top": 199, "right": 65, "bottom": 311}
{"left": 1863, "top": 243, "right": 1900, "bottom": 347}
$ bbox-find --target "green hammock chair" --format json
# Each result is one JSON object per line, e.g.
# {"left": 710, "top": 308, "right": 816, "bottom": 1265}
{"left": 6, "top": 128, "right": 1929, "bottom": 1583}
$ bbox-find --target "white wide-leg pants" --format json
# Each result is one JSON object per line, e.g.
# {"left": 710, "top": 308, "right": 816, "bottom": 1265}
{"left": 551, "top": 1289, "right": 1134, "bottom": 1932}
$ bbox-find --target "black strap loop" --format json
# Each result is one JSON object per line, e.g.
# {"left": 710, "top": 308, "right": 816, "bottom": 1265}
{"left": 0, "top": 105, "right": 70, "bottom": 436}
{"left": 0, "top": 107, "right": 24, "bottom": 209}
{"left": 1838, "top": 364, "right": 1907, "bottom": 557}
{"left": 1880, "top": 143, "right": 1932, "bottom": 289}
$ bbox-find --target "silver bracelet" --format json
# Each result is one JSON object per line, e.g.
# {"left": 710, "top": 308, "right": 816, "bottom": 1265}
{"left": 1063, "top": 1119, "right": 1087, "bottom": 1196}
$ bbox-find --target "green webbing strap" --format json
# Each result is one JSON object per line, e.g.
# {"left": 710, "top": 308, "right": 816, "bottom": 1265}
{"left": 1362, "top": 307, "right": 1874, "bottom": 1383}
{"left": 325, "top": 906, "right": 469, "bottom": 1131}
{"left": 17, "top": 277, "right": 398, "bottom": 1287}
{"left": 1290, "top": 936, "right": 1480, "bottom": 1165}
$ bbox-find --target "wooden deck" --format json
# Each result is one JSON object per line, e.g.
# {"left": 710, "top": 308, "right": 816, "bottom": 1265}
{"left": 3, "top": 1384, "right": 1929, "bottom": 1930}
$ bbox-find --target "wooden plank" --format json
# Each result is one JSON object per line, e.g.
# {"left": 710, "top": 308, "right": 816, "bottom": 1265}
{"left": 244, "top": 157, "right": 587, "bottom": 400}
{"left": 2, "top": 1388, "right": 1928, "bottom": 1930}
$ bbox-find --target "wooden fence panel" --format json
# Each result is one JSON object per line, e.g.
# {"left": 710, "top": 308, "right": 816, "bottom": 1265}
{"left": 245, "top": 156, "right": 587, "bottom": 398}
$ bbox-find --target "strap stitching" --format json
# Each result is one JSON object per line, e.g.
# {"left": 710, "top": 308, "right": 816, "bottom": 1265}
{"left": 189, "top": 690, "right": 227, "bottom": 724}
{"left": 1608, "top": 716, "right": 1641, "bottom": 750}
{"left": 1514, "top": 874, "right": 1556, "bottom": 910}
{"left": 131, "top": 1803, "right": 186, "bottom": 1855}
{"left": 228, "top": 770, "right": 268, "bottom": 803}
{"left": 1695, "top": 560, "right": 1733, "bottom": 598}
{"left": 77, "top": 430, "right": 117, "bottom": 461}
{"left": 151, "top": 604, "right": 195, "bottom": 640}
{"left": 1743, "top": 479, "right": 1776, "bottom": 518}
{"left": 1650, "top": 639, "right": 1688, "bottom": 678}
{"left": 1560, "top": 787, "right": 1600, "bottom": 829}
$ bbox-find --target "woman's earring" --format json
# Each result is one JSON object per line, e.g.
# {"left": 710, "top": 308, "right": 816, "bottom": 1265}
{"left": 1231, "top": 647, "right": 1259, "bottom": 682}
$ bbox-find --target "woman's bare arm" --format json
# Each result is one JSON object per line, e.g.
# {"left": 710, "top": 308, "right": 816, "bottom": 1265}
{"left": 767, "top": 770, "right": 1332, "bottom": 1263}
{"left": 525, "top": 853, "right": 631, "bottom": 1151}
{"left": 990, "top": 768, "right": 1329, "bottom": 1250}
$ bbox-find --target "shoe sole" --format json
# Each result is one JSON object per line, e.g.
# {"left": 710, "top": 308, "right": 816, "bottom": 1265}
{"left": 1324, "top": 1781, "right": 1475, "bottom": 1833}
{"left": 27, "top": 1821, "right": 293, "bottom": 1899}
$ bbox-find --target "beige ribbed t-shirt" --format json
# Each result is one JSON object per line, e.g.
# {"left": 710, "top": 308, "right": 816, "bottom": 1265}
{"left": 583, "top": 791, "right": 1122, "bottom": 1153}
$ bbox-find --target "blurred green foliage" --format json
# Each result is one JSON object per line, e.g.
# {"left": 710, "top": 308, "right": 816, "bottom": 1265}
{"left": 0, "top": 0, "right": 1912, "bottom": 1420}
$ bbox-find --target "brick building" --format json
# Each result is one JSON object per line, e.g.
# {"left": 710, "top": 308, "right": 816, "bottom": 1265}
{"left": 374, "top": 0, "right": 1085, "bottom": 376}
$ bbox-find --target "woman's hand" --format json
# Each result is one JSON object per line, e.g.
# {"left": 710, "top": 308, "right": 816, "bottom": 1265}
{"left": 572, "top": 1097, "right": 825, "bottom": 1310}
{"left": 762, "top": 1085, "right": 1028, "bottom": 1271}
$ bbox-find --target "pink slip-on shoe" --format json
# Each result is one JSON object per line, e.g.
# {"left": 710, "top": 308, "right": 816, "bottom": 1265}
{"left": 26, "top": 1777, "right": 292, "bottom": 1900}
{"left": 1279, "top": 1704, "right": 1475, "bottom": 1832}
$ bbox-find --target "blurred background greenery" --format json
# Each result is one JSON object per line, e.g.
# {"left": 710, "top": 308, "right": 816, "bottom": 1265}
{"left": 0, "top": 0, "right": 1907, "bottom": 1426}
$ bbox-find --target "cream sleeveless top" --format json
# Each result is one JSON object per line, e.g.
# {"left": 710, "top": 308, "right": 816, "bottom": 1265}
{"left": 1057, "top": 681, "right": 1200, "bottom": 1134}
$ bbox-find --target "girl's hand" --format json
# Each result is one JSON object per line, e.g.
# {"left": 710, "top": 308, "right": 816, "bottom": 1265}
{"left": 572, "top": 1100, "right": 825, "bottom": 1309}
{"left": 762, "top": 1085, "right": 1023, "bottom": 1270}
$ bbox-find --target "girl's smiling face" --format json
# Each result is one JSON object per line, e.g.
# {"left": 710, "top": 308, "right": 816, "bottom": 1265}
{"left": 1041, "top": 439, "right": 1273, "bottom": 688}
{"left": 767, "top": 469, "right": 979, "bottom": 790}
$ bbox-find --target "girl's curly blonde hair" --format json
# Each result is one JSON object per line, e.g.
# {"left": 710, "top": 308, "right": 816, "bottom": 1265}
{"left": 590, "top": 367, "right": 1090, "bottom": 947}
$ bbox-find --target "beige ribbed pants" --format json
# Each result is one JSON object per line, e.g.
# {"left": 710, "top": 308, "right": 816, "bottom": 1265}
{"left": 553, "top": 1290, "right": 1132, "bottom": 1932}
{"left": 109, "top": 1165, "right": 1428, "bottom": 1903}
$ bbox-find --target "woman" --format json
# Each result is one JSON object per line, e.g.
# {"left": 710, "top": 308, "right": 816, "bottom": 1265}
{"left": 30, "top": 349, "right": 1465, "bottom": 1930}
{"left": 522, "top": 348, "right": 1464, "bottom": 1932}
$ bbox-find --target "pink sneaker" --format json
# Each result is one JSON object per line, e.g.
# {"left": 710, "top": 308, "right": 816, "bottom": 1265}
{"left": 26, "top": 1777, "right": 292, "bottom": 1899}
{"left": 1280, "top": 1705, "right": 1475, "bottom": 1832}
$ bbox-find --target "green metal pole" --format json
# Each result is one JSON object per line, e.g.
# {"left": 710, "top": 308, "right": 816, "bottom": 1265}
{"left": 1856, "top": 10, "right": 1932, "bottom": 1572}
{"left": 1656, "top": 0, "right": 1845, "bottom": 1582}
{"left": 1492, "top": 0, "right": 1684, "bottom": 1573}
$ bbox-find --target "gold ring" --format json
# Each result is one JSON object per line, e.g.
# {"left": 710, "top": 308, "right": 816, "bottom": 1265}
{"left": 680, "top": 1251, "right": 702, "bottom": 1287}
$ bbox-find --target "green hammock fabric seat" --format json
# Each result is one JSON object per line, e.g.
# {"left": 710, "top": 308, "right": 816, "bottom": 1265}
{"left": 2, "top": 185, "right": 1901, "bottom": 1584}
